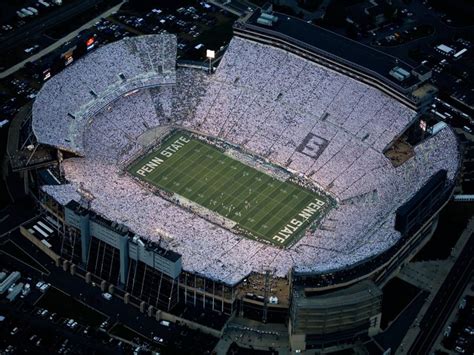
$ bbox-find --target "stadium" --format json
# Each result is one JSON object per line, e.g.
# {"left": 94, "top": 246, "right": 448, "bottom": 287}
{"left": 12, "top": 9, "right": 461, "bottom": 353}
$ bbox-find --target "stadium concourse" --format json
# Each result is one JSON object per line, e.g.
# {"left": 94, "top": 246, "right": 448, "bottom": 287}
{"left": 33, "top": 34, "right": 460, "bottom": 286}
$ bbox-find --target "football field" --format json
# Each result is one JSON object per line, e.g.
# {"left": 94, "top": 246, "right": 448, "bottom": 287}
{"left": 128, "top": 131, "right": 330, "bottom": 247}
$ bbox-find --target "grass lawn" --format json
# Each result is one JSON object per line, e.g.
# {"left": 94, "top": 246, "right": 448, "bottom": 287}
{"left": 128, "top": 131, "right": 330, "bottom": 247}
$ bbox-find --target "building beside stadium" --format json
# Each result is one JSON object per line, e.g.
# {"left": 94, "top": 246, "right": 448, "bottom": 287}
{"left": 7, "top": 8, "right": 460, "bottom": 353}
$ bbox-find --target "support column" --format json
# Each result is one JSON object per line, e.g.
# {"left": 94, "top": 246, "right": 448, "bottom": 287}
{"left": 62, "top": 260, "right": 69, "bottom": 272}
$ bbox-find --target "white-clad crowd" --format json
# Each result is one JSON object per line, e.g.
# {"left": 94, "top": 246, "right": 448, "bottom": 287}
{"left": 36, "top": 36, "right": 460, "bottom": 285}
{"left": 32, "top": 34, "right": 177, "bottom": 155}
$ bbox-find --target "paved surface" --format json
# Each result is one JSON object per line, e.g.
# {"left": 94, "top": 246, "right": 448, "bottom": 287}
{"left": 398, "top": 260, "right": 448, "bottom": 292}
{"left": 218, "top": 317, "right": 290, "bottom": 354}
{"left": 0, "top": 0, "right": 104, "bottom": 52}
{"left": 214, "top": 335, "right": 233, "bottom": 355}
{"left": 374, "top": 289, "right": 428, "bottom": 353}
{"left": 0, "top": 1, "right": 125, "bottom": 79}
{"left": 2, "top": 229, "right": 222, "bottom": 354}
{"left": 0, "top": 198, "right": 37, "bottom": 240}
{"left": 0, "top": 301, "right": 117, "bottom": 353}
{"left": 369, "top": 217, "right": 474, "bottom": 354}
{"left": 407, "top": 228, "right": 474, "bottom": 354}
{"left": 1, "top": 230, "right": 174, "bottom": 345}
{"left": 431, "top": 277, "right": 474, "bottom": 354}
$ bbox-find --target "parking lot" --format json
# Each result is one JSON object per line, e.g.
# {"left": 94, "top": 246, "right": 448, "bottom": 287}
{"left": 1, "top": 229, "right": 219, "bottom": 354}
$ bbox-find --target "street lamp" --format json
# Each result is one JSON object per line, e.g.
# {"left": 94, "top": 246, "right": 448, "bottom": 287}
{"left": 206, "top": 49, "right": 215, "bottom": 74}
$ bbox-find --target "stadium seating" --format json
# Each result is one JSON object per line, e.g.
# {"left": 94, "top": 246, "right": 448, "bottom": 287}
{"left": 35, "top": 36, "right": 460, "bottom": 285}
{"left": 32, "top": 34, "right": 177, "bottom": 154}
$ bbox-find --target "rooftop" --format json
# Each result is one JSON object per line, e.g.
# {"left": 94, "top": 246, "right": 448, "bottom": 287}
{"left": 294, "top": 280, "right": 382, "bottom": 308}
{"left": 413, "top": 64, "right": 431, "bottom": 76}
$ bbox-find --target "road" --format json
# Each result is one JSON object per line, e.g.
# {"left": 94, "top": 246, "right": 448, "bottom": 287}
{"left": 408, "top": 232, "right": 474, "bottom": 354}
{"left": 0, "top": 1, "right": 125, "bottom": 79}
{"left": 0, "top": 0, "right": 103, "bottom": 52}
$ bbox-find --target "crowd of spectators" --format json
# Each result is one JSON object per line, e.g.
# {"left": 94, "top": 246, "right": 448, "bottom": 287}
{"left": 35, "top": 36, "right": 461, "bottom": 286}
{"left": 32, "top": 34, "right": 177, "bottom": 154}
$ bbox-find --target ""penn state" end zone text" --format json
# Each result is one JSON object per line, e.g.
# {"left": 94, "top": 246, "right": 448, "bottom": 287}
{"left": 136, "top": 136, "right": 190, "bottom": 177}
{"left": 273, "top": 199, "right": 325, "bottom": 244}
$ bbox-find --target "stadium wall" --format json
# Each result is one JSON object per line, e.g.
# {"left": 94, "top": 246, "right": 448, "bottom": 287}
{"left": 39, "top": 193, "right": 237, "bottom": 318}
{"left": 395, "top": 170, "right": 448, "bottom": 236}
{"left": 289, "top": 280, "right": 382, "bottom": 351}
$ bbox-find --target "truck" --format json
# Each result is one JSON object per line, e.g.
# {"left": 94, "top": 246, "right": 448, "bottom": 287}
{"left": 21, "top": 283, "right": 31, "bottom": 296}
{"left": 433, "top": 110, "right": 447, "bottom": 121}
{"left": 38, "top": 0, "right": 51, "bottom": 8}
{"left": 27, "top": 7, "right": 39, "bottom": 15}
{"left": 21, "top": 8, "right": 34, "bottom": 16}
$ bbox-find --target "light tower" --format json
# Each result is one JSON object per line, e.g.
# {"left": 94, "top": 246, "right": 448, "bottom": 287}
{"left": 77, "top": 182, "right": 95, "bottom": 209}
{"left": 206, "top": 49, "right": 215, "bottom": 74}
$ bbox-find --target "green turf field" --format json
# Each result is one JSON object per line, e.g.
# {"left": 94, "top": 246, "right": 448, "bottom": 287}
{"left": 128, "top": 131, "right": 330, "bottom": 247}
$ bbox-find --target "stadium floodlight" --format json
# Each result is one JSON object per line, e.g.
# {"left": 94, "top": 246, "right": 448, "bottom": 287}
{"left": 206, "top": 49, "right": 215, "bottom": 59}
{"left": 206, "top": 49, "right": 215, "bottom": 74}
